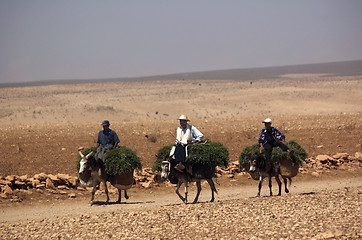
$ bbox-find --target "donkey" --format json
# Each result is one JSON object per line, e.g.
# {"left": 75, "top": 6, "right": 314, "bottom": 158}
{"left": 78, "top": 147, "right": 133, "bottom": 205}
{"left": 161, "top": 157, "right": 217, "bottom": 204}
{"left": 248, "top": 154, "right": 290, "bottom": 196}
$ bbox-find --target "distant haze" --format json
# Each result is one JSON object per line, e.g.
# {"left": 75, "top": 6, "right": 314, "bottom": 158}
{"left": 1, "top": 60, "right": 361, "bottom": 88}
{"left": 1, "top": 1, "right": 362, "bottom": 84}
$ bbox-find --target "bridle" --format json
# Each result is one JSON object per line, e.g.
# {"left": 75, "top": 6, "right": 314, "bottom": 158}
{"left": 162, "top": 160, "right": 171, "bottom": 173}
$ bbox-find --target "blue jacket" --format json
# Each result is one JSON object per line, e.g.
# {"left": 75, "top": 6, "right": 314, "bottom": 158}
{"left": 258, "top": 127, "right": 285, "bottom": 145}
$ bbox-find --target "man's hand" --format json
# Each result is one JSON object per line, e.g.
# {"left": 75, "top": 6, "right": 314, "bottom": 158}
{"left": 259, "top": 144, "right": 263, "bottom": 153}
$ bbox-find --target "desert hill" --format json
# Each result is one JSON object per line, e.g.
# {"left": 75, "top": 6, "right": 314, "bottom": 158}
{"left": 1, "top": 59, "right": 361, "bottom": 88}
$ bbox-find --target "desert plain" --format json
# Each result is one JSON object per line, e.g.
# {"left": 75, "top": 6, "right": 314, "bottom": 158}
{"left": 0, "top": 70, "right": 361, "bottom": 239}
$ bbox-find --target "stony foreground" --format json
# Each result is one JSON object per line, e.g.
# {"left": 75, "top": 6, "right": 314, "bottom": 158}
{"left": 1, "top": 187, "right": 361, "bottom": 240}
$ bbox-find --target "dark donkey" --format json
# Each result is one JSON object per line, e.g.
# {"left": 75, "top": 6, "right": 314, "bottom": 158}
{"left": 161, "top": 157, "right": 217, "bottom": 203}
{"left": 249, "top": 154, "right": 291, "bottom": 196}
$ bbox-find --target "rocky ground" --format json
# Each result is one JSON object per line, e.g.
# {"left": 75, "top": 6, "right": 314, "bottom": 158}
{"left": 0, "top": 176, "right": 361, "bottom": 239}
{"left": 0, "top": 75, "right": 361, "bottom": 239}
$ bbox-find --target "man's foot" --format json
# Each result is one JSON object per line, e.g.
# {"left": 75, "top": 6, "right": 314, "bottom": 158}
{"left": 174, "top": 162, "right": 185, "bottom": 172}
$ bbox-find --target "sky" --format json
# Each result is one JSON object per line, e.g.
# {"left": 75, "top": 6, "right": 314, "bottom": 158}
{"left": 0, "top": 1, "right": 362, "bottom": 84}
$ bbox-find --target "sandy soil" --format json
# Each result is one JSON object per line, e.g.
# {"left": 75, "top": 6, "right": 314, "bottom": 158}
{"left": 0, "top": 74, "right": 361, "bottom": 239}
{"left": 0, "top": 171, "right": 361, "bottom": 239}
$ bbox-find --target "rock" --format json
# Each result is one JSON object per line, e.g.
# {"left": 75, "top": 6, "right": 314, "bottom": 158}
{"left": 231, "top": 161, "right": 239, "bottom": 166}
{"left": 35, "top": 183, "right": 46, "bottom": 189}
{"left": 34, "top": 173, "right": 48, "bottom": 181}
{"left": 311, "top": 172, "right": 319, "bottom": 177}
{"left": 68, "top": 177, "right": 78, "bottom": 188}
{"left": 14, "top": 180, "right": 27, "bottom": 189}
{"left": 329, "top": 159, "right": 339, "bottom": 166}
{"left": 46, "top": 178, "right": 56, "bottom": 189}
{"left": 0, "top": 179, "right": 12, "bottom": 186}
{"left": 141, "top": 182, "right": 152, "bottom": 188}
{"left": 57, "top": 185, "right": 69, "bottom": 190}
{"left": 316, "top": 145, "right": 323, "bottom": 148}
{"left": 5, "top": 175, "right": 16, "bottom": 182}
{"left": 315, "top": 155, "right": 332, "bottom": 164}
{"left": 0, "top": 192, "right": 8, "bottom": 199}
{"left": 32, "top": 179, "right": 41, "bottom": 188}
{"left": 68, "top": 193, "right": 76, "bottom": 198}
{"left": 3, "top": 185, "right": 13, "bottom": 195}
{"left": 332, "top": 153, "right": 349, "bottom": 160}
{"left": 18, "top": 175, "right": 29, "bottom": 182}
{"left": 355, "top": 152, "right": 362, "bottom": 159}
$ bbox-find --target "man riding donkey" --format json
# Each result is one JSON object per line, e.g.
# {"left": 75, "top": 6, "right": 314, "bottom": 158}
{"left": 258, "top": 118, "right": 294, "bottom": 173}
{"left": 170, "top": 115, "right": 204, "bottom": 172}
{"left": 95, "top": 120, "right": 120, "bottom": 163}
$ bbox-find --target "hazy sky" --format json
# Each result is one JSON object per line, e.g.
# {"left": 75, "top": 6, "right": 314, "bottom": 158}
{"left": 1, "top": 1, "right": 362, "bottom": 83}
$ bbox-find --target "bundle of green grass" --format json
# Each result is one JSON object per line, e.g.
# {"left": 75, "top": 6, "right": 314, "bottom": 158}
{"left": 76, "top": 146, "right": 142, "bottom": 175}
{"left": 239, "top": 140, "right": 307, "bottom": 170}
{"left": 152, "top": 141, "right": 229, "bottom": 172}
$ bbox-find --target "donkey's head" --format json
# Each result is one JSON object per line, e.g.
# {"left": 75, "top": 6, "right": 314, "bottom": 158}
{"left": 249, "top": 154, "right": 265, "bottom": 173}
{"left": 249, "top": 154, "right": 267, "bottom": 173}
{"left": 78, "top": 147, "right": 94, "bottom": 174}
{"left": 161, "top": 157, "right": 172, "bottom": 179}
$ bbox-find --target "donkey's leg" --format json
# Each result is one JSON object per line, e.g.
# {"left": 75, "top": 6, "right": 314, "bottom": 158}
{"left": 175, "top": 181, "right": 186, "bottom": 203}
{"left": 268, "top": 175, "right": 273, "bottom": 196}
{"left": 90, "top": 181, "right": 99, "bottom": 205}
{"left": 275, "top": 175, "right": 282, "bottom": 196}
{"left": 184, "top": 182, "right": 188, "bottom": 203}
{"left": 193, "top": 181, "right": 202, "bottom": 203}
{"left": 124, "top": 190, "right": 129, "bottom": 199}
{"left": 283, "top": 177, "right": 290, "bottom": 193}
{"left": 207, "top": 179, "right": 217, "bottom": 202}
{"left": 258, "top": 176, "right": 264, "bottom": 196}
{"left": 116, "top": 189, "right": 122, "bottom": 203}
{"left": 102, "top": 180, "right": 110, "bottom": 203}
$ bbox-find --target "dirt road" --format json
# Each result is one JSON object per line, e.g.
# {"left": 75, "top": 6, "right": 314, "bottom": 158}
{"left": 1, "top": 172, "right": 361, "bottom": 239}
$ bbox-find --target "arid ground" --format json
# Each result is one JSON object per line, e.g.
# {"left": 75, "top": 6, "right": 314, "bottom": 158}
{"left": 0, "top": 72, "right": 361, "bottom": 239}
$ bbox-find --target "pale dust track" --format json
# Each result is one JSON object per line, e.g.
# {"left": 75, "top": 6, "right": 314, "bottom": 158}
{"left": 1, "top": 175, "right": 361, "bottom": 223}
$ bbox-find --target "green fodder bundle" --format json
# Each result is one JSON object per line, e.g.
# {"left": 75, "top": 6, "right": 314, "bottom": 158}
{"left": 271, "top": 140, "right": 307, "bottom": 166}
{"left": 152, "top": 144, "right": 174, "bottom": 172}
{"left": 76, "top": 146, "right": 142, "bottom": 175}
{"left": 239, "top": 140, "right": 307, "bottom": 170}
{"left": 152, "top": 141, "right": 229, "bottom": 172}
{"left": 105, "top": 146, "right": 142, "bottom": 175}
{"left": 239, "top": 144, "right": 261, "bottom": 170}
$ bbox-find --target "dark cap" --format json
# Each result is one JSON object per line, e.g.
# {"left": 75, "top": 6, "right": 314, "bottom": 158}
{"left": 101, "top": 120, "right": 110, "bottom": 126}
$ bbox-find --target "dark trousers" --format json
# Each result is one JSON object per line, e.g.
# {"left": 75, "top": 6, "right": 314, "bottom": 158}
{"left": 174, "top": 145, "right": 186, "bottom": 163}
{"left": 263, "top": 141, "right": 289, "bottom": 163}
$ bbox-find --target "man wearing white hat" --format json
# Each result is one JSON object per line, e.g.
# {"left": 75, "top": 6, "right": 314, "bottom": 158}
{"left": 258, "top": 118, "right": 293, "bottom": 171}
{"left": 172, "top": 114, "right": 204, "bottom": 172}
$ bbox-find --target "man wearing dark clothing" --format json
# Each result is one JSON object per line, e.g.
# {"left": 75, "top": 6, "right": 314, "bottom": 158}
{"left": 96, "top": 120, "right": 120, "bottom": 162}
{"left": 258, "top": 118, "right": 293, "bottom": 170}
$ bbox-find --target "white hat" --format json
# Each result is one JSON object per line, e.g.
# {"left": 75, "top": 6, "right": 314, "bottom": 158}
{"left": 178, "top": 114, "right": 190, "bottom": 121}
{"left": 262, "top": 118, "right": 272, "bottom": 124}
